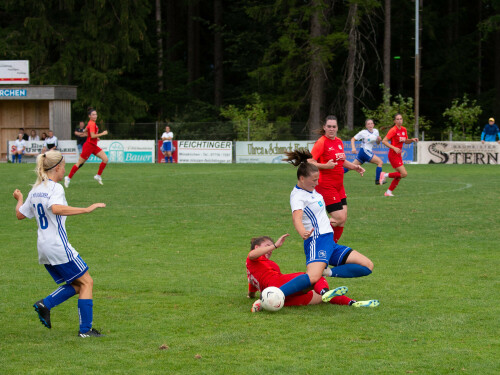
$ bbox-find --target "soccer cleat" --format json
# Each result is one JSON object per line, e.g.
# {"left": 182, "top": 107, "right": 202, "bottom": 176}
{"left": 64, "top": 176, "right": 70, "bottom": 188}
{"left": 384, "top": 191, "right": 394, "bottom": 197}
{"left": 379, "top": 172, "right": 388, "bottom": 185}
{"left": 78, "top": 328, "right": 105, "bottom": 338}
{"left": 352, "top": 299, "right": 380, "bottom": 308}
{"left": 251, "top": 299, "right": 263, "bottom": 313}
{"left": 33, "top": 300, "right": 51, "bottom": 329}
{"left": 94, "top": 175, "right": 103, "bottom": 185}
{"left": 322, "top": 286, "right": 348, "bottom": 303}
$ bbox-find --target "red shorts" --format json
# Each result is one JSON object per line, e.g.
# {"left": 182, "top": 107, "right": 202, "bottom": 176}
{"left": 315, "top": 183, "right": 346, "bottom": 206}
{"left": 388, "top": 151, "right": 403, "bottom": 169}
{"left": 80, "top": 142, "right": 102, "bottom": 160}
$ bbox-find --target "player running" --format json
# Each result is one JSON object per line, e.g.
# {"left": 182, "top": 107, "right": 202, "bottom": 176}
{"left": 380, "top": 113, "right": 419, "bottom": 196}
{"left": 308, "top": 115, "right": 365, "bottom": 243}
{"left": 247, "top": 234, "right": 379, "bottom": 312}
{"left": 65, "top": 108, "right": 108, "bottom": 187}
{"left": 345, "top": 119, "right": 386, "bottom": 185}
{"left": 13, "top": 150, "right": 106, "bottom": 337}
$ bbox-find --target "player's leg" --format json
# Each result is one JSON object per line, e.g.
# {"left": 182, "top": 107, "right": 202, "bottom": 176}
{"left": 93, "top": 149, "right": 108, "bottom": 185}
{"left": 344, "top": 158, "right": 362, "bottom": 174}
{"left": 66, "top": 153, "right": 88, "bottom": 187}
{"left": 72, "top": 271, "right": 102, "bottom": 336}
{"left": 328, "top": 198, "right": 347, "bottom": 243}
{"left": 370, "top": 154, "right": 385, "bottom": 184}
{"left": 323, "top": 244, "right": 373, "bottom": 278}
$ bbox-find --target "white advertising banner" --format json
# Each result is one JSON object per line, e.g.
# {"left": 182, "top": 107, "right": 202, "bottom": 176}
{"left": 417, "top": 141, "right": 499, "bottom": 164}
{"left": 86, "top": 140, "right": 155, "bottom": 163}
{"left": 177, "top": 140, "right": 232, "bottom": 163}
{"left": 8, "top": 140, "right": 79, "bottom": 163}
{"left": 236, "top": 141, "right": 316, "bottom": 163}
{"left": 0, "top": 60, "right": 29, "bottom": 84}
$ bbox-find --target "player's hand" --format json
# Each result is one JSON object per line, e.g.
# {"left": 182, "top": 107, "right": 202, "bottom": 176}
{"left": 356, "top": 165, "right": 365, "bottom": 176}
{"left": 325, "top": 159, "right": 337, "bottom": 169}
{"left": 394, "top": 147, "right": 402, "bottom": 154}
{"left": 87, "top": 203, "right": 106, "bottom": 213}
{"left": 351, "top": 149, "right": 357, "bottom": 154}
{"left": 247, "top": 292, "right": 256, "bottom": 299}
{"left": 481, "top": 140, "right": 485, "bottom": 144}
{"left": 274, "top": 233, "right": 290, "bottom": 248}
{"left": 13, "top": 189, "right": 23, "bottom": 201}
{"left": 301, "top": 228, "right": 314, "bottom": 240}
{"left": 102, "top": 130, "right": 108, "bottom": 136}
{"left": 412, "top": 138, "right": 419, "bottom": 143}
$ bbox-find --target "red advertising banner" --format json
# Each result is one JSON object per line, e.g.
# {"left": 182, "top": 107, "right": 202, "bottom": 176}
{"left": 157, "top": 140, "right": 178, "bottom": 163}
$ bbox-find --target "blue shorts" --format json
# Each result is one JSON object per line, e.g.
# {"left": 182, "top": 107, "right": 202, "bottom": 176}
{"left": 328, "top": 243, "right": 352, "bottom": 266}
{"left": 44, "top": 255, "right": 88, "bottom": 284}
{"left": 161, "top": 141, "right": 172, "bottom": 152}
{"left": 304, "top": 232, "right": 335, "bottom": 265}
{"left": 355, "top": 148, "right": 373, "bottom": 164}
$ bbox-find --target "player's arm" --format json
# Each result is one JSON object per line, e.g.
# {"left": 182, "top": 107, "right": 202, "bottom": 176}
{"left": 350, "top": 137, "right": 357, "bottom": 153}
{"left": 307, "top": 158, "right": 337, "bottom": 169}
{"left": 292, "top": 210, "right": 314, "bottom": 240}
{"left": 343, "top": 160, "right": 365, "bottom": 176}
{"left": 89, "top": 124, "right": 108, "bottom": 139}
{"left": 51, "top": 203, "right": 106, "bottom": 216}
{"left": 404, "top": 138, "right": 418, "bottom": 144}
{"left": 382, "top": 129, "right": 400, "bottom": 153}
{"left": 13, "top": 189, "right": 26, "bottom": 220}
{"left": 247, "top": 234, "right": 290, "bottom": 259}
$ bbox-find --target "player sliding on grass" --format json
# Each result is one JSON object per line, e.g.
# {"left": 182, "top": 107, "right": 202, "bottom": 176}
{"left": 13, "top": 150, "right": 106, "bottom": 337}
{"left": 65, "top": 108, "right": 108, "bottom": 187}
{"left": 247, "top": 234, "right": 379, "bottom": 312}
{"left": 283, "top": 148, "right": 375, "bottom": 282}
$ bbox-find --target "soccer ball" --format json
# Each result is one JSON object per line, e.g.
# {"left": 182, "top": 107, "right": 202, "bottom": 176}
{"left": 260, "top": 287, "right": 285, "bottom": 312}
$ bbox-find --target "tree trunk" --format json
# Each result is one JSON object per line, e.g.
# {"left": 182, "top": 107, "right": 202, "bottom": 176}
{"left": 187, "top": 0, "right": 200, "bottom": 97}
{"left": 156, "top": 0, "right": 164, "bottom": 94}
{"left": 383, "top": 0, "right": 391, "bottom": 102}
{"left": 307, "top": 0, "right": 328, "bottom": 139}
{"left": 214, "top": 0, "right": 223, "bottom": 107}
{"left": 346, "top": 3, "right": 358, "bottom": 131}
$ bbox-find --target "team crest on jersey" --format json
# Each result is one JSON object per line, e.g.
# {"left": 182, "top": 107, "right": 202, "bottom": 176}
{"left": 318, "top": 250, "right": 327, "bottom": 258}
{"left": 338, "top": 144, "right": 342, "bottom": 150}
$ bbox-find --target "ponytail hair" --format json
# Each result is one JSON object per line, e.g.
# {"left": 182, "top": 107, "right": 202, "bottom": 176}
{"left": 283, "top": 148, "right": 318, "bottom": 179}
{"left": 34, "top": 150, "right": 64, "bottom": 186}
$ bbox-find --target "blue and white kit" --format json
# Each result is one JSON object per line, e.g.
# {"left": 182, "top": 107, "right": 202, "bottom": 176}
{"left": 353, "top": 128, "right": 379, "bottom": 163}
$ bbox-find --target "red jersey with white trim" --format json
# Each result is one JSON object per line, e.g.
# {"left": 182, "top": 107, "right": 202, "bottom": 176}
{"left": 86, "top": 120, "right": 99, "bottom": 146}
{"left": 310, "top": 136, "right": 346, "bottom": 186}
{"left": 385, "top": 125, "right": 408, "bottom": 155}
{"left": 246, "top": 255, "right": 281, "bottom": 292}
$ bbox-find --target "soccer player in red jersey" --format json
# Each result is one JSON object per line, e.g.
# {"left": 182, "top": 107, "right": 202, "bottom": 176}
{"left": 308, "top": 115, "right": 365, "bottom": 243}
{"left": 380, "top": 113, "right": 419, "bottom": 196}
{"left": 65, "top": 108, "right": 109, "bottom": 187}
{"left": 246, "top": 234, "right": 379, "bottom": 312}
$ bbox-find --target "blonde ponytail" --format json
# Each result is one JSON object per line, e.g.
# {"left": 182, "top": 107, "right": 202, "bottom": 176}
{"left": 34, "top": 150, "right": 64, "bottom": 186}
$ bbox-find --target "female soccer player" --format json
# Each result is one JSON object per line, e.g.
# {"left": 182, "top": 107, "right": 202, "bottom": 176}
{"left": 283, "top": 148, "right": 374, "bottom": 284}
{"left": 13, "top": 150, "right": 106, "bottom": 337}
{"left": 12, "top": 133, "right": 26, "bottom": 163}
{"left": 345, "top": 119, "right": 386, "bottom": 185}
{"left": 161, "top": 125, "right": 174, "bottom": 163}
{"left": 380, "top": 113, "right": 419, "bottom": 196}
{"left": 65, "top": 108, "right": 108, "bottom": 187}
{"left": 308, "top": 115, "right": 365, "bottom": 243}
{"left": 247, "top": 234, "right": 379, "bottom": 312}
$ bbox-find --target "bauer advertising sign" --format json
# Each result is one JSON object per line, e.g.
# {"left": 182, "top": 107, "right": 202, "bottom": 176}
{"left": 86, "top": 140, "right": 155, "bottom": 163}
{"left": 8, "top": 140, "right": 78, "bottom": 163}
{"left": 0, "top": 60, "right": 29, "bottom": 84}
{"left": 176, "top": 140, "right": 232, "bottom": 163}
{"left": 417, "top": 141, "right": 499, "bottom": 164}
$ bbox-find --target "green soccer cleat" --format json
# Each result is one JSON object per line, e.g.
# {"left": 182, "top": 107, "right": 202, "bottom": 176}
{"left": 321, "top": 286, "right": 348, "bottom": 303}
{"left": 352, "top": 299, "right": 380, "bottom": 308}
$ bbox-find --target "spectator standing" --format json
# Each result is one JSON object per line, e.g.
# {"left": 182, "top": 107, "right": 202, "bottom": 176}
{"left": 12, "top": 133, "right": 26, "bottom": 163}
{"left": 42, "top": 130, "right": 58, "bottom": 153}
{"left": 74, "top": 121, "right": 87, "bottom": 154}
{"left": 481, "top": 118, "right": 500, "bottom": 143}
{"left": 29, "top": 130, "right": 40, "bottom": 141}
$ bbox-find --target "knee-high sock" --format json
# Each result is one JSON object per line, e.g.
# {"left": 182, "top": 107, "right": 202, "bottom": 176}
{"left": 164, "top": 156, "right": 168, "bottom": 163}
{"left": 389, "top": 177, "right": 400, "bottom": 191}
{"left": 43, "top": 284, "right": 76, "bottom": 309}
{"left": 313, "top": 277, "right": 329, "bottom": 295}
{"left": 12, "top": 154, "right": 16, "bottom": 163}
{"left": 375, "top": 166, "right": 382, "bottom": 181}
{"left": 78, "top": 299, "right": 93, "bottom": 333}
{"left": 97, "top": 162, "right": 107, "bottom": 176}
{"left": 328, "top": 264, "right": 372, "bottom": 278}
{"left": 333, "top": 227, "right": 344, "bottom": 243}
{"left": 388, "top": 172, "right": 401, "bottom": 179}
{"left": 279, "top": 274, "right": 311, "bottom": 297}
{"left": 68, "top": 164, "right": 79, "bottom": 179}
{"left": 330, "top": 295, "right": 354, "bottom": 305}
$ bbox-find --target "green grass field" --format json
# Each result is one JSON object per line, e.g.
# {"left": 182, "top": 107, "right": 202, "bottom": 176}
{"left": 0, "top": 162, "right": 498, "bottom": 374}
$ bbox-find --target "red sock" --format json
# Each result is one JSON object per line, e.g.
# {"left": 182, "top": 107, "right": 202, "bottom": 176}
{"left": 388, "top": 172, "right": 401, "bottom": 179}
{"left": 329, "top": 295, "right": 354, "bottom": 306}
{"left": 313, "top": 277, "right": 329, "bottom": 295}
{"left": 68, "top": 165, "right": 79, "bottom": 179}
{"left": 389, "top": 178, "right": 400, "bottom": 191}
{"left": 97, "top": 162, "right": 107, "bottom": 176}
{"left": 333, "top": 227, "right": 344, "bottom": 243}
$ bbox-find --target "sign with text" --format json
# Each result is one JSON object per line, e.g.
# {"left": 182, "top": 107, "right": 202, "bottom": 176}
{"left": 8, "top": 140, "right": 78, "bottom": 163}
{"left": 177, "top": 140, "right": 232, "bottom": 163}
{"left": 86, "top": 140, "right": 155, "bottom": 163}
{"left": 0, "top": 60, "right": 29, "bottom": 84}
{"left": 417, "top": 141, "right": 499, "bottom": 164}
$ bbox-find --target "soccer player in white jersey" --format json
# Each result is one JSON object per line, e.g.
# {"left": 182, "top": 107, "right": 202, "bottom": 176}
{"left": 282, "top": 149, "right": 377, "bottom": 295}
{"left": 13, "top": 150, "right": 106, "bottom": 337}
{"left": 344, "top": 119, "right": 386, "bottom": 185}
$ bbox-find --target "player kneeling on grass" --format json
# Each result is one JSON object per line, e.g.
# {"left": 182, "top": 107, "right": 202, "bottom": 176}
{"left": 246, "top": 234, "right": 379, "bottom": 312}
{"left": 13, "top": 150, "right": 106, "bottom": 337}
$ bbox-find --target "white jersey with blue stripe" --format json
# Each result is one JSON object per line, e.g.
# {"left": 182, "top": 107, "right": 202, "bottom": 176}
{"left": 19, "top": 180, "right": 79, "bottom": 265}
{"left": 354, "top": 128, "right": 379, "bottom": 152}
{"left": 290, "top": 185, "right": 333, "bottom": 235}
